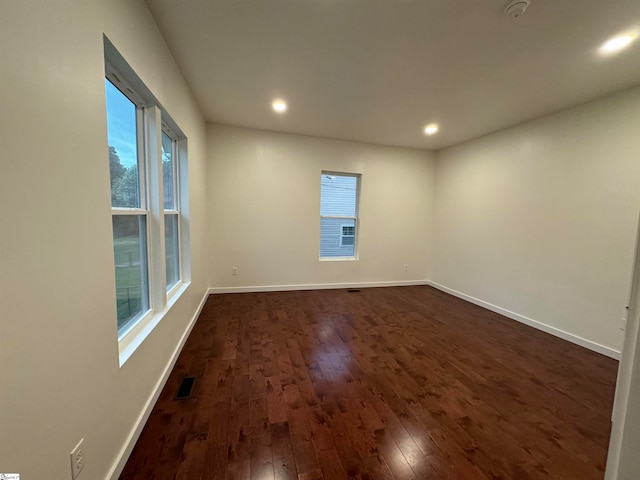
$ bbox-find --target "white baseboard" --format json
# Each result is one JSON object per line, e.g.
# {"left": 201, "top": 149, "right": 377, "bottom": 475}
{"left": 106, "top": 290, "right": 210, "bottom": 480}
{"left": 208, "top": 279, "right": 430, "bottom": 295}
{"left": 426, "top": 280, "right": 621, "bottom": 360}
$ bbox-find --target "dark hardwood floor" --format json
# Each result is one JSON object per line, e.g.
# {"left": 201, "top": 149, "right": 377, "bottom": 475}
{"left": 119, "top": 286, "right": 618, "bottom": 480}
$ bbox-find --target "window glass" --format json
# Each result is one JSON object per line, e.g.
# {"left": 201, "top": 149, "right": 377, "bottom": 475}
{"left": 165, "top": 213, "right": 180, "bottom": 290}
{"left": 161, "top": 130, "right": 175, "bottom": 210}
{"left": 113, "top": 215, "right": 149, "bottom": 331}
{"left": 320, "top": 175, "right": 357, "bottom": 216}
{"left": 105, "top": 79, "right": 140, "bottom": 209}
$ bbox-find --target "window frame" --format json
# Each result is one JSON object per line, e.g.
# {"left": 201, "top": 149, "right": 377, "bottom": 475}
{"left": 319, "top": 171, "right": 361, "bottom": 261}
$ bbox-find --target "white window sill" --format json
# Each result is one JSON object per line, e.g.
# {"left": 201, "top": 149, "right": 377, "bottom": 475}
{"left": 118, "top": 281, "right": 191, "bottom": 366}
{"left": 319, "top": 256, "right": 359, "bottom": 262}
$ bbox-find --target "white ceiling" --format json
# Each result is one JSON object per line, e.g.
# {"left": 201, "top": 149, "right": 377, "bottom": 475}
{"left": 145, "top": 0, "right": 640, "bottom": 150}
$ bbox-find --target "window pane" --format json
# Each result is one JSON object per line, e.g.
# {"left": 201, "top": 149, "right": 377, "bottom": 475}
{"left": 113, "top": 215, "right": 149, "bottom": 332}
{"left": 162, "top": 131, "right": 175, "bottom": 210}
{"left": 341, "top": 236, "right": 355, "bottom": 246}
{"left": 165, "top": 213, "right": 180, "bottom": 291}
{"left": 105, "top": 79, "right": 141, "bottom": 208}
{"left": 320, "top": 218, "right": 355, "bottom": 257}
{"left": 320, "top": 174, "right": 357, "bottom": 216}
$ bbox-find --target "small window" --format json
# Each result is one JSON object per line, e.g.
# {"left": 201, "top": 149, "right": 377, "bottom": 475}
{"left": 340, "top": 225, "right": 355, "bottom": 246}
{"left": 320, "top": 172, "right": 360, "bottom": 259}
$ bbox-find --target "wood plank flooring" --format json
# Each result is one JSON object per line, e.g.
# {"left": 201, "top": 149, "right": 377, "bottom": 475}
{"left": 119, "top": 286, "right": 618, "bottom": 480}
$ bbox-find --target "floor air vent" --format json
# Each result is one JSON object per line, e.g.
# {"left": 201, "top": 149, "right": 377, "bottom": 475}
{"left": 347, "top": 289, "right": 361, "bottom": 293}
{"left": 175, "top": 376, "right": 195, "bottom": 399}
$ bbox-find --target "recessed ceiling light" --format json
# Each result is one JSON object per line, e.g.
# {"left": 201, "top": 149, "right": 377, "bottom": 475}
{"left": 599, "top": 34, "right": 635, "bottom": 55}
{"left": 424, "top": 123, "right": 439, "bottom": 135}
{"left": 272, "top": 99, "right": 287, "bottom": 113}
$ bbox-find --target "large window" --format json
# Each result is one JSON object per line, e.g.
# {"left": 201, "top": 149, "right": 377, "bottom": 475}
{"left": 105, "top": 40, "right": 189, "bottom": 353}
{"left": 320, "top": 172, "right": 360, "bottom": 259}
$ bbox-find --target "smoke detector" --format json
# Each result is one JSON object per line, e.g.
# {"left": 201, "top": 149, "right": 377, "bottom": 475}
{"left": 504, "top": 0, "right": 530, "bottom": 19}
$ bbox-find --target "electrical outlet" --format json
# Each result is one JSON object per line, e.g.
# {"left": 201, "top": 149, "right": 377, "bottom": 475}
{"left": 404, "top": 264, "right": 408, "bottom": 271}
{"left": 620, "top": 317, "right": 627, "bottom": 331}
{"left": 232, "top": 267, "right": 238, "bottom": 276}
{"left": 70, "top": 439, "right": 85, "bottom": 479}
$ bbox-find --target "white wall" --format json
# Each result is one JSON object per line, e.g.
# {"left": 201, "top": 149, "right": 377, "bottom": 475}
{"left": 207, "top": 125, "right": 435, "bottom": 290}
{"left": 432, "top": 86, "right": 640, "bottom": 356}
{"left": 0, "top": 1, "right": 208, "bottom": 479}
{"left": 606, "top": 219, "right": 640, "bottom": 479}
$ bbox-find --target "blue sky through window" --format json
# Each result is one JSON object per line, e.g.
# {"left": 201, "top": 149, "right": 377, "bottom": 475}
{"left": 105, "top": 79, "right": 138, "bottom": 168}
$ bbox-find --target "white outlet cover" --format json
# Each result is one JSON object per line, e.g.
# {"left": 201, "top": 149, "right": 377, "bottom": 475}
{"left": 70, "top": 439, "right": 85, "bottom": 479}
